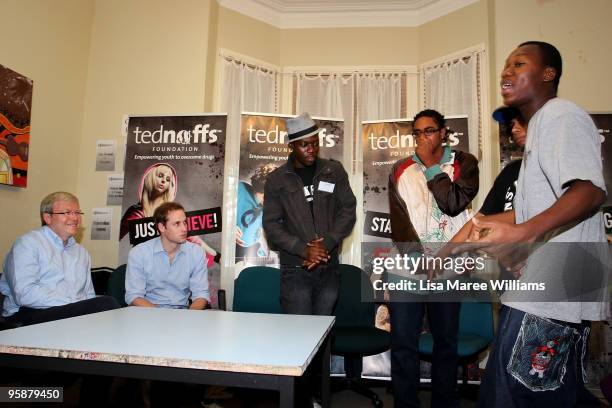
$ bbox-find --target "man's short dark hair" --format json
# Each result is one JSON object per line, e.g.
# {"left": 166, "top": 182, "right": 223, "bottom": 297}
{"left": 153, "top": 202, "right": 184, "bottom": 226}
{"left": 414, "top": 109, "right": 446, "bottom": 130}
{"left": 414, "top": 109, "right": 450, "bottom": 141}
{"left": 519, "top": 41, "right": 562, "bottom": 91}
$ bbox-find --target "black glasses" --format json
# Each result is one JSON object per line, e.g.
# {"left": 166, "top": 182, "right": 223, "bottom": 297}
{"left": 413, "top": 127, "right": 441, "bottom": 137}
{"left": 47, "top": 211, "right": 84, "bottom": 216}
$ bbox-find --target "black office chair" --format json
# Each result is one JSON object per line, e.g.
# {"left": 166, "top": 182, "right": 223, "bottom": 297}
{"left": 0, "top": 274, "right": 17, "bottom": 331}
{"left": 332, "top": 264, "right": 390, "bottom": 408}
{"left": 107, "top": 264, "right": 128, "bottom": 307}
{"left": 91, "top": 267, "right": 113, "bottom": 296}
{"left": 0, "top": 294, "right": 18, "bottom": 331}
{"left": 231, "top": 266, "right": 283, "bottom": 313}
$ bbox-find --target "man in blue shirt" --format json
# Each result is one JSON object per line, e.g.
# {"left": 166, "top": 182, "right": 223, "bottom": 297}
{"left": 0, "top": 191, "right": 119, "bottom": 326}
{"left": 125, "top": 201, "right": 210, "bottom": 309}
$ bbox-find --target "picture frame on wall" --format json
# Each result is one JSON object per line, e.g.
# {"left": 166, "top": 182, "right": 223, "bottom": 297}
{"left": 0, "top": 63, "right": 33, "bottom": 188}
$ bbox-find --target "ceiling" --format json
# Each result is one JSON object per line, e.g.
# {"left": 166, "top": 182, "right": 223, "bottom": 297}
{"left": 218, "top": 0, "right": 479, "bottom": 28}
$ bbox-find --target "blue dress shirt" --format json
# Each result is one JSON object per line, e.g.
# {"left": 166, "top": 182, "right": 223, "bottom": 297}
{"left": 0, "top": 226, "right": 95, "bottom": 317}
{"left": 125, "top": 237, "right": 210, "bottom": 308}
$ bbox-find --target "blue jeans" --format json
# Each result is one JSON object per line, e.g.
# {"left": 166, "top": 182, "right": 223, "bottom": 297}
{"left": 389, "top": 294, "right": 460, "bottom": 408}
{"left": 280, "top": 263, "right": 340, "bottom": 315}
{"left": 478, "top": 306, "right": 584, "bottom": 408}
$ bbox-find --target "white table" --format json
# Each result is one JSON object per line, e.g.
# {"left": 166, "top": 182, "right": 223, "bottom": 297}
{"left": 0, "top": 307, "right": 335, "bottom": 407}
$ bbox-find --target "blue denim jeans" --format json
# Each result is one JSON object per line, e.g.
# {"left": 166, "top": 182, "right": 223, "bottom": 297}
{"left": 280, "top": 263, "right": 340, "bottom": 315}
{"left": 389, "top": 293, "right": 460, "bottom": 408}
{"left": 478, "top": 306, "right": 584, "bottom": 408}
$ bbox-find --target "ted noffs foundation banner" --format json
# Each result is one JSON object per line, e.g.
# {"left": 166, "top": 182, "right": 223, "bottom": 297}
{"left": 590, "top": 113, "right": 612, "bottom": 239}
{"left": 500, "top": 112, "right": 612, "bottom": 238}
{"left": 582, "top": 113, "right": 612, "bottom": 389}
{"left": 119, "top": 114, "right": 226, "bottom": 307}
{"left": 361, "top": 115, "right": 470, "bottom": 378}
{"left": 235, "top": 112, "right": 345, "bottom": 271}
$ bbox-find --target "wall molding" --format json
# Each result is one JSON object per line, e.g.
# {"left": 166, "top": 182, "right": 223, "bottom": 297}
{"left": 217, "top": 0, "right": 479, "bottom": 29}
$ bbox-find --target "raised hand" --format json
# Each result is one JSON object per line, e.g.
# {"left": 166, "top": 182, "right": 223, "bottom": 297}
{"left": 415, "top": 137, "right": 437, "bottom": 167}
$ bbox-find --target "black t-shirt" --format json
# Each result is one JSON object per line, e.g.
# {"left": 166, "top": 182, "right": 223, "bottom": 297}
{"left": 480, "top": 159, "right": 522, "bottom": 215}
{"left": 294, "top": 164, "right": 316, "bottom": 217}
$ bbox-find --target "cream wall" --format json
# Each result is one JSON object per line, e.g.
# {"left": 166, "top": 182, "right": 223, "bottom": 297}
{"left": 218, "top": 1, "right": 488, "bottom": 68}
{"left": 488, "top": 0, "right": 612, "bottom": 174}
{"left": 216, "top": 7, "right": 281, "bottom": 66}
{"left": 419, "top": 0, "right": 490, "bottom": 64}
{"left": 75, "top": 0, "right": 212, "bottom": 266}
{"left": 0, "top": 0, "right": 94, "bottom": 259}
{"left": 277, "top": 0, "right": 490, "bottom": 68}
{"left": 204, "top": 0, "right": 220, "bottom": 111}
{"left": 209, "top": 7, "right": 420, "bottom": 110}
{"left": 280, "top": 27, "right": 419, "bottom": 67}
{"left": 493, "top": 0, "right": 612, "bottom": 111}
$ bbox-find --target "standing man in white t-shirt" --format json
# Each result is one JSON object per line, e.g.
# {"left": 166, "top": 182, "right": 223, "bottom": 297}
{"left": 470, "top": 41, "right": 608, "bottom": 407}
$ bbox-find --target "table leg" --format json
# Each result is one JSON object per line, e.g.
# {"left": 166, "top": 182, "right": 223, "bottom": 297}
{"left": 279, "top": 376, "right": 295, "bottom": 408}
{"left": 320, "top": 336, "right": 331, "bottom": 408}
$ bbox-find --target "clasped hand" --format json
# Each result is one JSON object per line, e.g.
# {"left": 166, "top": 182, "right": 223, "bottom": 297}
{"left": 301, "top": 237, "right": 330, "bottom": 270}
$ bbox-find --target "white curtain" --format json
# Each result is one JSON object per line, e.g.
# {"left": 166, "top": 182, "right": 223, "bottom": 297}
{"left": 357, "top": 73, "right": 402, "bottom": 122}
{"left": 218, "top": 56, "right": 278, "bottom": 283}
{"left": 220, "top": 58, "right": 277, "bottom": 144}
{"left": 296, "top": 71, "right": 403, "bottom": 266}
{"left": 355, "top": 73, "right": 402, "bottom": 266}
{"left": 296, "top": 73, "right": 354, "bottom": 162}
{"left": 423, "top": 54, "right": 480, "bottom": 159}
{"left": 241, "top": 64, "right": 277, "bottom": 114}
{"left": 296, "top": 72, "right": 403, "bottom": 164}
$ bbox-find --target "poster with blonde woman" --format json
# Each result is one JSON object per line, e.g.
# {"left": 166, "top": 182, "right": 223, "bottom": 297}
{"left": 120, "top": 114, "right": 226, "bottom": 307}
{"left": 119, "top": 162, "right": 219, "bottom": 266}
{"left": 119, "top": 163, "right": 177, "bottom": 239}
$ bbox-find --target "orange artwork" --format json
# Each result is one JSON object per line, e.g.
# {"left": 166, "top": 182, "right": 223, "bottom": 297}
{"left": 0, "top": 64, "right": 33, "bottom": 188}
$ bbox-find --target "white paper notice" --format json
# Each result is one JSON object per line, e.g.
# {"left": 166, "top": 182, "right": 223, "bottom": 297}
{"left": 106, "top": 174, "right": 124, "bottom": 205}
{"left": 95, "top": 140, "right": 116, "bottom": 171}
{"left": 91, "top": 207, "right": 112, "bottom": 240}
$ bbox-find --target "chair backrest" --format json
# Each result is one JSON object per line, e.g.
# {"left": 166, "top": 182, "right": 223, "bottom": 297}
{"left": 91, "top": 267, "right": 113, "bottom": 296}
{"left": 107, "top": 264, "right": 127, "bottom": 307}
{"left": 0, "top": 275, "right": 12, "bottom": 331}
{"left": 232, "top": 266, "right": 282, "bottom": 314}
{"left": 456, "top": 277, "right": 494, "bottom": 341}
{"left": 334, "top": 264, "right": 377, "bottom": 328}
{"left": 459, "top": 300, "right": 494, "bottom": 342}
